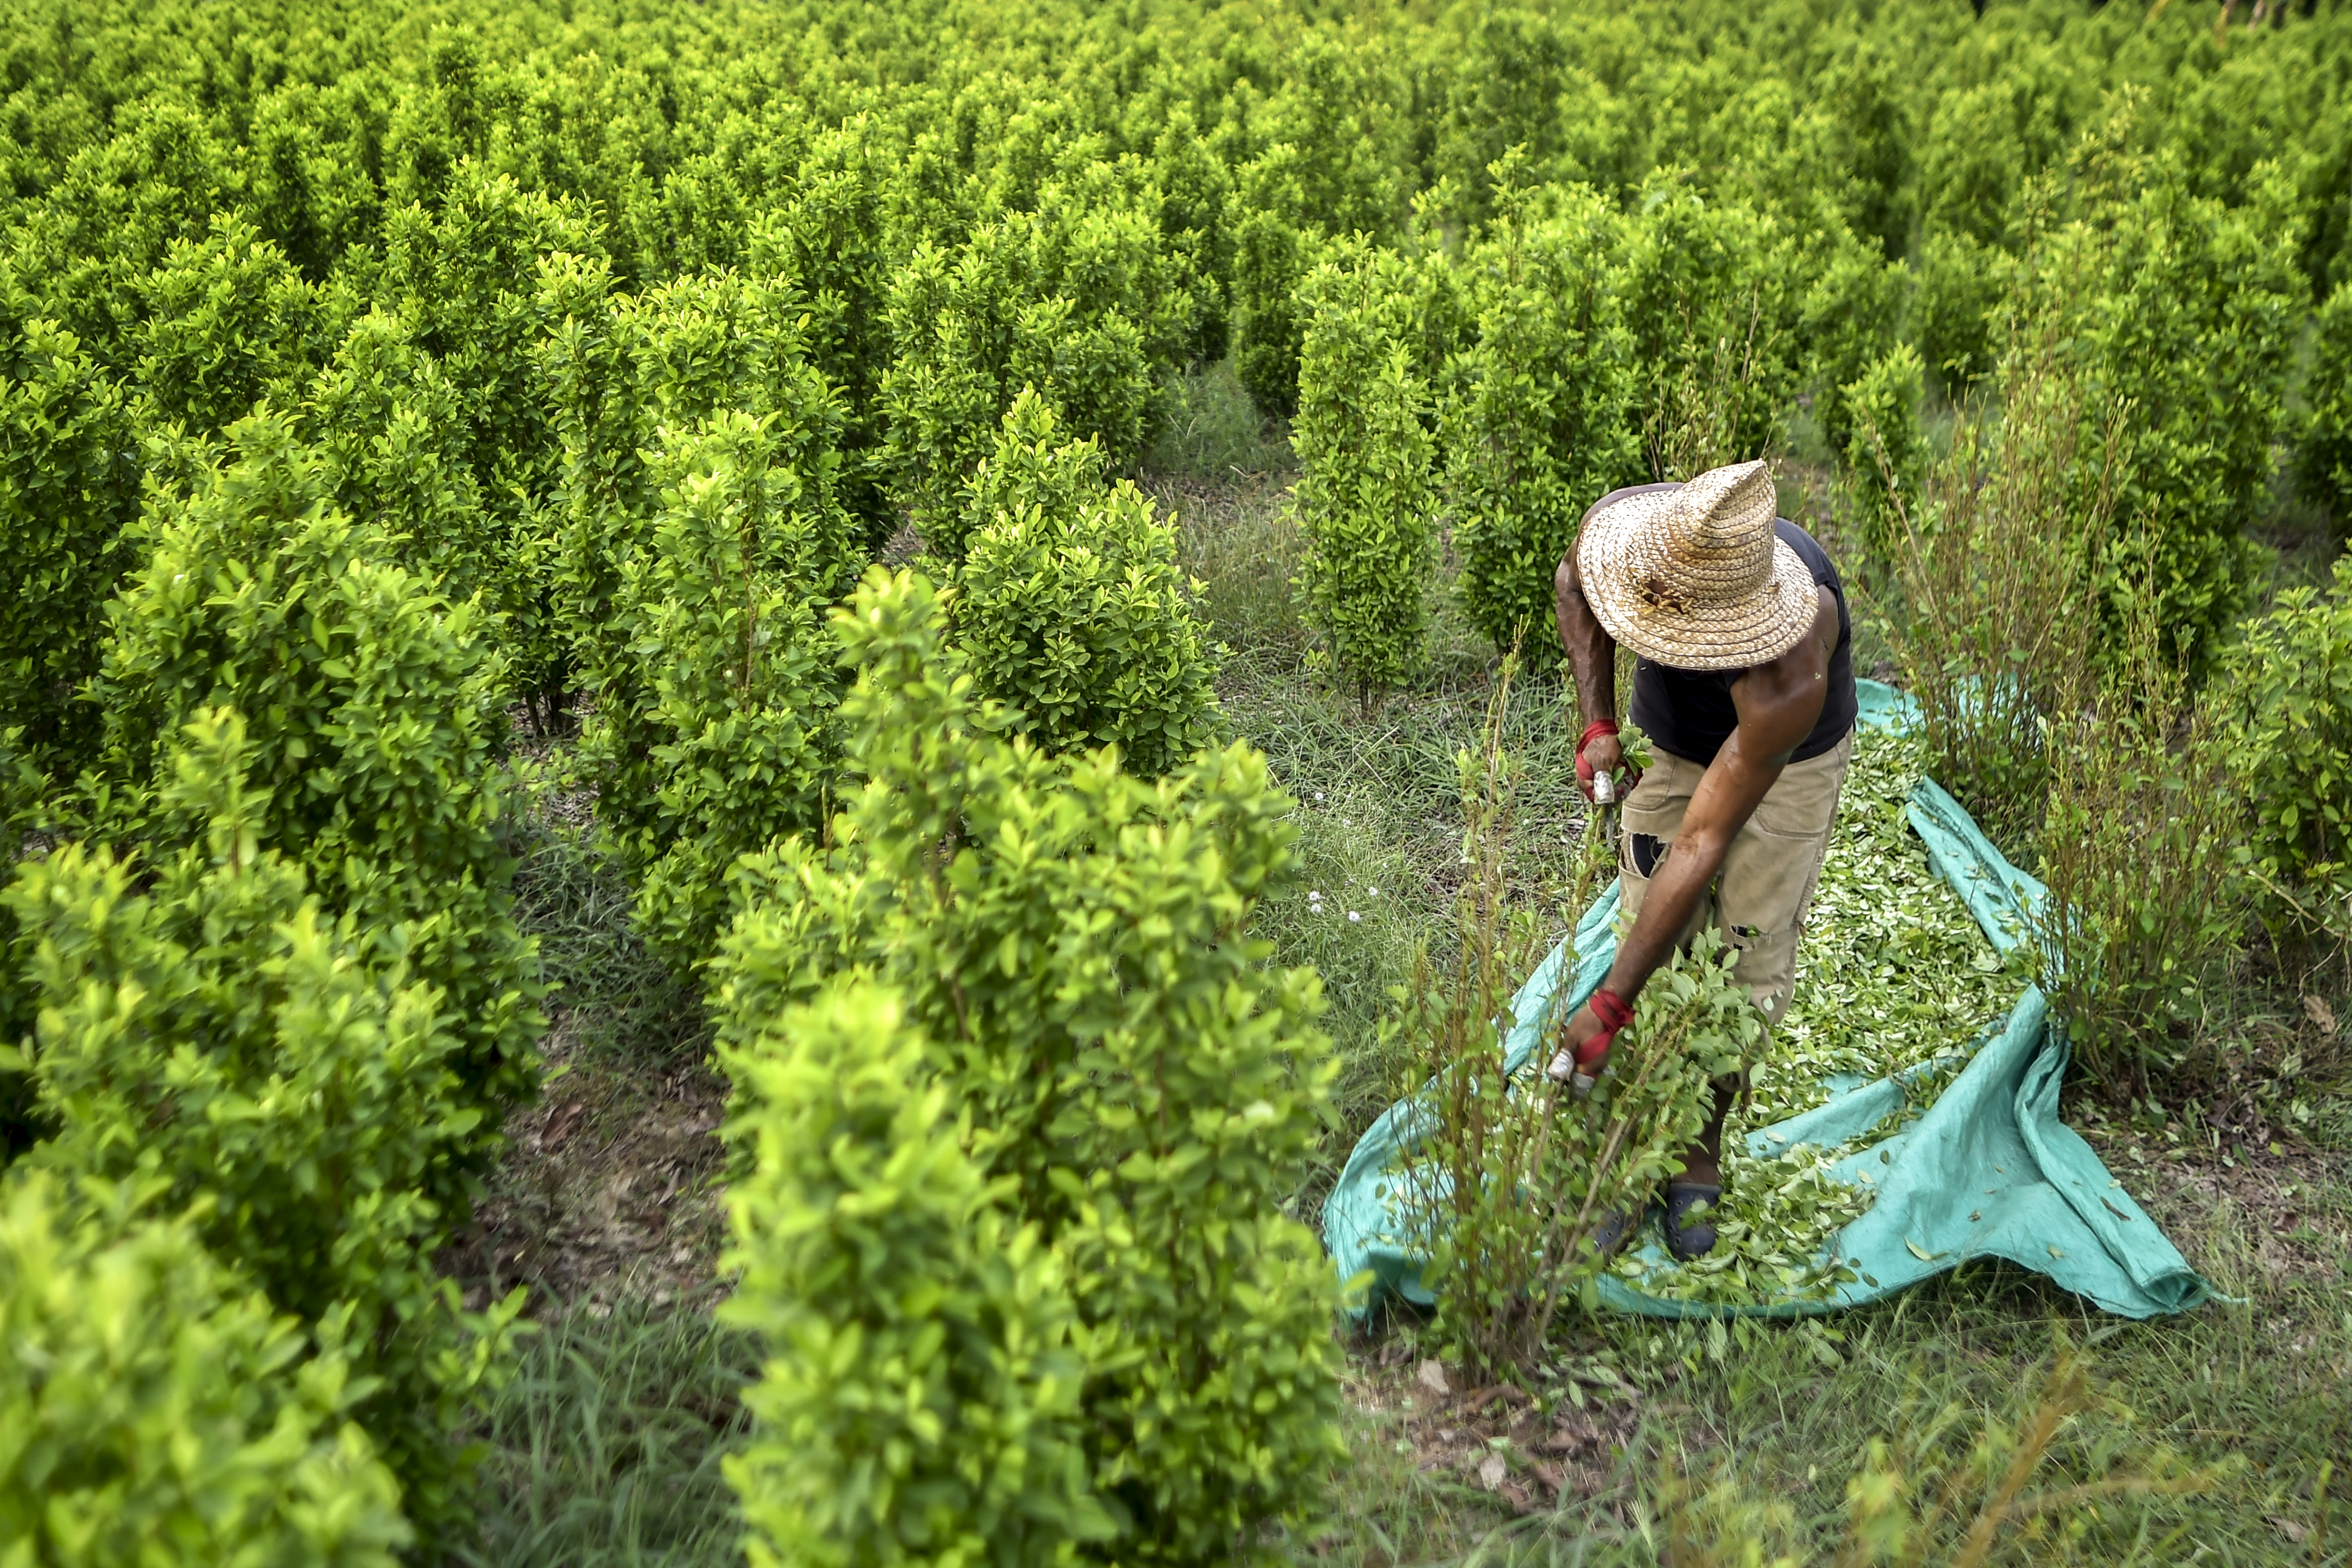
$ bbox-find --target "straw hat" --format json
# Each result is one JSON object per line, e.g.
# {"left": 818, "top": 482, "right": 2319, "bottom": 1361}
{"left": 1575, "top": 460, "right": 1818, "bottom": 672}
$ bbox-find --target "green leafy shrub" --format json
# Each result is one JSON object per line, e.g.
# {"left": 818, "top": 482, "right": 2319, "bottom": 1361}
{"left": 1448, "top": 191, "right": 1639, "bottom": 659}
{"left": 720, "top": 976, "right": 1112, "bottom": 1568}
{"left": 0, "top": 96, "right": 239, "bottom": 365}
{"left": 749, "top": 121, "right": 909, "bottom": 544}
{"left": 0, "top": 317, "right": 140, "bottom": 775}
{"left": 713, "top": 568, "right": 1344, "bottom": 1566}
{"left": 1228, "top": 34, "right": 1414, "bottom": 419}
{"left": 8, "top": 710, "right": 528, "bottom": 1541}
{"left": 603, "top": 408, "right": 851, "bottom": 976}
{"left": 2216, "top": 554, "right": 2352, "bottom": 907}
{"left": 2036, "top": 651, "right": 2241, "bottom": 1099}
{"left": 352, "top": 165, "right": 608, "bottom": 725}
{"left": 1391, "top": 664, "right": 1737, "bottom": 1373}
{"left": 89, "top": 410, "right": 540, "bottom": 1151}
{"left": 1291, "top": 249, "right": 1437, "bottom": 698}
{"left": 241, "top": 77, "right": 385, "bottom": 278}
{"left": 136, "top": 214, "right": 348, "bottom": 434}
{"left": 541, "top": 263, "right": 846, "bottom": 725}
{"left": 305, "top": 309, "right": 501, "bottom": 626}
{"left": 949, "top": 393, "right": 1220, "bottom": 776}
{"left": 881, "top": 181, "right": 1186, "bottom": 532}
{"left": 1915, "top": 228, "right": 2008, "bottom": 390}
{"left": 2007, "top": 142, "right": 2303, "bottom": 674}
{"left": 1837, "top": 341, "right": 1926, "bottom": 562}
{"left": 1884, "top": 333, "right": 2111, "bottom": 841}
{"left": 2296, "top": 279, "right": 2352, "bottom": 527}
{"left": 0, "top": 1169, "right": 414, "bottom": 1567}
{"left": 1616, "top": 178, "right": 1800, "bottom": 479}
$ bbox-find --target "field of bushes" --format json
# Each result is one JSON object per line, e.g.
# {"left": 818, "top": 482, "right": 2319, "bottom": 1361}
{"left": 2, "top": 0, "right": 2350, "bottom": 1561}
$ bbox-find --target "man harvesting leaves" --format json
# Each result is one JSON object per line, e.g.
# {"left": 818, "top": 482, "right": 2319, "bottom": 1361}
{"left": 1547, "top": 459, "right": 1856, "bottom": 1260}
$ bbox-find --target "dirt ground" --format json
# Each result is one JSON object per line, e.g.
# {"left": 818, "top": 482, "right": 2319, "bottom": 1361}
{"left": 439, "top": 1013, "right": 732, "bottom": 1318}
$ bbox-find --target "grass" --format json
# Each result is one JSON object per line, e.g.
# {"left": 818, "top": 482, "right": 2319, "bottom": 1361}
{"left": 460, "top": 1302, "right": 757, "bottom": 1568}
{"left": 469, "top": 359, "right": 2352, "bottom": 1565}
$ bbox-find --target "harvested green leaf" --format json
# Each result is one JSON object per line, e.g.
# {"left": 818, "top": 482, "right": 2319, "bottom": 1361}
{"left": 1753, "top": 725, "right": 2016, "bottom": 1126}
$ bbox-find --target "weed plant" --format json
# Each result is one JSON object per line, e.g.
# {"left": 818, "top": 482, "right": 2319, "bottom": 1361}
{"left": 1882, "top": 336, "right": 2116, "bottom": 844}
{"left": 1221, "top": 661, "right": 1594, "bottom": 1155}
{"left": 2034, "top": 620, "right": 2243, "bottom": 1102}
{"left": 1388, "top": 658, "right": 1756, "bottom": 1374}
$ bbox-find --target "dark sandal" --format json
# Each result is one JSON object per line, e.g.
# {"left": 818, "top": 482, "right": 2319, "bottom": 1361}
{"left": 1663, "top": 1182, "right": 1724, "bottom": 1263}
{"left": 1586, "top": 1204, "right": 1640, "bottom": 1262}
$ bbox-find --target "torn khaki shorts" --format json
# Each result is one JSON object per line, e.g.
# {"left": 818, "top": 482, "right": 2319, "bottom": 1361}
{"left": 1615, "top": 729, "right": 1852, "bottom": 1025}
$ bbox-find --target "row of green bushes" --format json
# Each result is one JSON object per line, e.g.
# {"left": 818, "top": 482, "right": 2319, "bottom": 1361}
{"left": 2, "top": 415, "right": 535, "bottom": 1550}
{"left": 1295, "top": 112, "right": 2313, "bottom": 695}
{"left": 13, "top": 0, "right": 2352, "bottom": 772}
{"left": 13, "top": 0, "right": 2352, "bottom": 1555}
{"left": 0, "top": 387, "right": 1227, "bottom": 1560}
{"left": 716, "top": 569, "right": 1339, "bottom": 1567}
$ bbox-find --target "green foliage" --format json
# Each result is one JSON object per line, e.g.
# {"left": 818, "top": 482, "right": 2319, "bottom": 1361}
{"left": 713, "top": 568, "right": 1344, "bottom": 1566}
{"left": 1884, "top": 314, "right": 2125, "bottom": 846}
{"left": 89, "top": 410, "right": 540, "bottom": 1154}
{"left": 2216, "top": 554, "right": 2352, "bottom": 903}
{"left": 1616, "top": 179, "right": 1800, "bottom": 480}
{"left": 361, "top": 163, "right": 607, "bottom": 720}
{"left": 7, "top": 711, "right": 528, "bottom": 1541}
{"left": 541, "top": 264, "right": 843, "bottom": 724}
{"left": 304, "top": 308, "right": 501, "bottom": 644}
{"left": 0, "top": 318, "right": 140, "bottom": 775}
{"left": 136, "top": 214, "right": 348, "bottom": 434}
{"left": 950, "top": 393, "right": 1220, "bottom": 776}
{"left": 1838, "top": 342, "right": 1926, "bottom": 562}
{"left": 720, "top": 976, "right": 1112, "bottom": 1568}
{"left": 1448, "top": 189, "right": 1639, "bottom": 659}
{"left": 1390, "top": 672, "right": 1745, "bottom": 1370}
{"left": 2007, "top": 140, "right": 2304, "bottom": 675}
{"left": 1228, "top": 34, "right": 1415, "bottom": 419}
{"left": 2296, "top": 279, "right": 2352, "bottom": 526}
{"left": 883, "top": 177, "right": 1189, "bottom": 529}
{"left": 748, "top": 120, "right": 910, "bottom": 544}
{"left": 604, "top": 408, "right": 852, "bottom": 976}
{"left": 0, "top": 1169, "right": 413, "bottom": 1568}
{"left": 2036, "top": 661, "right": 2241, "bottom": 1099}
{"left": 1915, "top": 228, "right": 2008, "bottom": 391}
{"left": 1291, "top": 250, "right": 1437, "bottom": 697}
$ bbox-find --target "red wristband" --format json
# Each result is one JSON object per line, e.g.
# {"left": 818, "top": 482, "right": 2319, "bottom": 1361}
{"left": 1575, "top": 986, "right": 1633, "bottom": 1071}
{"left": 1575, "top": 720, "right": 1620, "bottom": 797}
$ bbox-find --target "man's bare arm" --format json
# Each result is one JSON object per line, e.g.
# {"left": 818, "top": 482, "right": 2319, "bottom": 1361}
{"left": 1554, "top": 552, "right": 1616, "bottom": 730}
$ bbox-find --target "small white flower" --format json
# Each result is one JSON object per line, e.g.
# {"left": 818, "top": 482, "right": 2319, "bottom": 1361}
{"left": 1367, "top": 886, "right": 1380, "bottom": 897}
{"left": 1348, "top": 910, "right": 1362, "bottom": 923}
{"left": 1314, "top": 791, "right": 1325, "bottom": 803}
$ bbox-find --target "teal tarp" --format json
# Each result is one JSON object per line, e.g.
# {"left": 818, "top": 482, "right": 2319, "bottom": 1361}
{"left": 1319, "top": 680, "right": 2214, "bottom": 1321}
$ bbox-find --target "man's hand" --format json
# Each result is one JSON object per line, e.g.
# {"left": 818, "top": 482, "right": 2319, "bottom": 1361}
{"left": 1577, "top": 731, "right": 1639, "bottom": 803}
{"left": 1546, "top": 999, "right": 1605, "bottom": 1083}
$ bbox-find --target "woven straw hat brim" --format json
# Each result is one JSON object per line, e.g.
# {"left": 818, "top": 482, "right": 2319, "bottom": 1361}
{"left": 1576, "top": 487, "right": 1821, "bottom": 673}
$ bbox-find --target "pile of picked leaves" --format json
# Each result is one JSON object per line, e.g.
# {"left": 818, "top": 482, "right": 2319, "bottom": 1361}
{"left": 1608, "top": 725, "right": 2022, "bottom": 1305}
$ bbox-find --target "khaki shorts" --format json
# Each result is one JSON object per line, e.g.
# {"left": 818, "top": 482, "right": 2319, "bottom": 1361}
{"left": 1616, "top": 730, "right": 1852, "bottom": 1025}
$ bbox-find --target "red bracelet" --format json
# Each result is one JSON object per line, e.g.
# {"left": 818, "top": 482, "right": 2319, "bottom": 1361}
{"left": 1575, "top": 720, "right": 1620, "bottom": 799}
{"left": 1574, "top": 986, "right": 1634, "bottom": 1070}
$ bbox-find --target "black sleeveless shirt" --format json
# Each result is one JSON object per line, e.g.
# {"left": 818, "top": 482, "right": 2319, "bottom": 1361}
{"left": 1625, "top": 516, "right": 1855, "bottom": 766}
